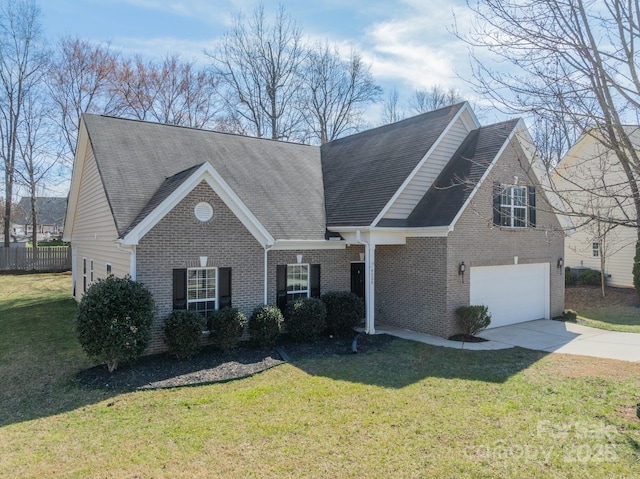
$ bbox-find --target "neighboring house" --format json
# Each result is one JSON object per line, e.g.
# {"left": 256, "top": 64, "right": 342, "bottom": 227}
{"left": 554, "top": 129, "right": 639, "bottom": 288}
{"left": 14, "top": 197, "right": 67, "bottom": 237}
{"left": 64, "top": 102, "right": 564, "bottom": 353}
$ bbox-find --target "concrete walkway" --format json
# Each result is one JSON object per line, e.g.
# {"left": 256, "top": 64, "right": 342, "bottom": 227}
{"left": 375, "top": 319, "right": 640, "bottom": 363}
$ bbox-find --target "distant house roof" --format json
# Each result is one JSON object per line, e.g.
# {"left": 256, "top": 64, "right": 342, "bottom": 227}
{"left": 83, "top": 115, "right": 325, "bottom": 241}
{"left": 16, "top": 197, "right": 67, "bottom": 226}
{"left": 321, "top": 103, "right": 465, "bottom": 227}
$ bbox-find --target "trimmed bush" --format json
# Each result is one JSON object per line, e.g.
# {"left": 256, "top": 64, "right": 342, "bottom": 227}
{"left": 76, "top": 275, "right": 155, "bottom": 372}
{"left": 284, "top": 297, "right": 327, "bottom": 342}
{"left": 163, "top": 310, "right": 206, "bottom": 359}
{"left": 565, "top": 266, "right": 576, "bottom": 287}
{"left": 562, "top": 309, "right": 578, "bottom": 321}
{"left": 248, "top": 305, "right": 283, "bottom": 347}
{"left": 210, "top": 307, "right": 246, "bottom": 351}
{"left": 577, "top": 268, "right": 601, "bottom": 286}
{"left": 455, "top": 305, "right": 491, "bottom": 337}
{"left": 321, "top": 291, "right": 364, "bottom": 336}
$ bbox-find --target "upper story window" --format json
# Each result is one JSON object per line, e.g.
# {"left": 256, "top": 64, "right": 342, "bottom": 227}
{"left": 592, "top": 242, "right": 600, "bottom": 258}
{"left": 493, "top": 182, "right": 536, "bottom": 229}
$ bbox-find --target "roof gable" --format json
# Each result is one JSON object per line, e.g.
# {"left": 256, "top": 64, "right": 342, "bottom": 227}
{"left": 321, "top": 102, "right": 466, "bottom": 227}
{"left": 82, "top": 115, "right": 326, "bottom": 242}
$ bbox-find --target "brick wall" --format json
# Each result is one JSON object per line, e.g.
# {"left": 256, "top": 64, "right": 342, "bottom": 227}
{"left": 136, "top": 182, "right": 362, "bottom": 354}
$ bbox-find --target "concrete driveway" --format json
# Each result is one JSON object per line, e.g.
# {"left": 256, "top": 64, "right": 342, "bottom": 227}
{"left": 376, "top": 319, "right": 640, "bottom": 362}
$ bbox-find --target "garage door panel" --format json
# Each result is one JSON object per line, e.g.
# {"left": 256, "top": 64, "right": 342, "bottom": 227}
{"left": 470, "top": 263, "right": 550, "bottom": 328}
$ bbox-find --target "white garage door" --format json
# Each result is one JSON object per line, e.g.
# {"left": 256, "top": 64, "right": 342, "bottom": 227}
{"left": 469, "top": 263, "right": 550, "bottom": 329}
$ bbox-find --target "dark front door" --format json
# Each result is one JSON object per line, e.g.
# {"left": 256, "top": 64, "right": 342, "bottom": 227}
{"left": 350, "top": 262, "right": 365, "bottom": 302}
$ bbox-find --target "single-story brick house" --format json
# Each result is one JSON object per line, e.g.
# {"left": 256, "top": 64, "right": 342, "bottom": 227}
{"left": 64, "top": 102, "right": 564, "bottom": 353}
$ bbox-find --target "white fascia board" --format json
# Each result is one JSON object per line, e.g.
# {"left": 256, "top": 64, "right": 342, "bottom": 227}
{"left": 62, "top": 118, "right": 89, "bottom": 242}
{"left": 449, "top": 119, "right": 524, "bottom": 231}
{"left": 270, "top": 239, "right": 346, "bottom": 251}
{"left": 335, "top": 226, "right": 450, "bottom": 245}
{"left": 121, "top": 162, "right": 274, "bottom": 246}
{"left": 371, "top": 102, "right": 479, "bottom": 227}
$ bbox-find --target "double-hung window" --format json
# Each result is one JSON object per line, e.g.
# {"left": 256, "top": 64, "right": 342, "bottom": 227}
{"left": 493, "top": 183, "right": 536, "bottom": 229}
{"left": 286, "top": 264, "right": 310, "bottom": 300}
{"left": 187, "top": 267, "right": 216, "bottom": 320}
{"left": 592, "top": 242, "right": 600, "bottom": 258}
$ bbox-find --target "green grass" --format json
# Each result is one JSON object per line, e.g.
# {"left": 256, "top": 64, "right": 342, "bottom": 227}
{"left": 2, "top": 274, "right": 640, "bottom": 478}
{"left": 566, "top": 286, "right": 640, "bottom": 333}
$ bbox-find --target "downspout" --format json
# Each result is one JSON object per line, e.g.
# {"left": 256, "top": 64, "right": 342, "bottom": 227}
{"left": 264, "top": 244, "right": 273, "bottom": 304}
{"left": 356, "top": 230, "right": 375, "bottom": 334}
{"left": 116, "top": 242, "right": 137, "bottom": 280}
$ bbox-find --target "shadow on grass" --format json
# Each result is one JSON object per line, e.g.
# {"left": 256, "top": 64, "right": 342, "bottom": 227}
{"left": 289, "top": 335, "right": 550, "bottom": 389}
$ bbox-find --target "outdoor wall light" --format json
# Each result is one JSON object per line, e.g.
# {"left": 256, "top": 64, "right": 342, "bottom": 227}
{"left": 458, "top": 261, "right": 466, "bottom": 283}
{"left": 557, "top": 257, "right": 563, "bottom": 269}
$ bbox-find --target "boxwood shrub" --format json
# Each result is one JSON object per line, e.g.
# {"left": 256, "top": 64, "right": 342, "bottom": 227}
{"left": 321, "top": 291, "right": 364, "bottom": 336}
{"left": 163, "top": 310, "right": 206, "bottom": 359}
{"left": 210, "top": 307, "right": 246, "bottom": 351}
{"left": 284, "top": 297, "right": 327, "bottom": 342}
{"left": 577, "top": 268, "right": 601, "bottom": 286}
{"left": 248, "top": 305, "right": 283, "bottom": 348}
{"left": 75, "top": 275, "right": 155, "bottom": 372}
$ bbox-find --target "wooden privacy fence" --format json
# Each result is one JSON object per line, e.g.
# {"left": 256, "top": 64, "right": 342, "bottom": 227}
{"left": 0, "top": 246, "right": 71, "bottom": 272}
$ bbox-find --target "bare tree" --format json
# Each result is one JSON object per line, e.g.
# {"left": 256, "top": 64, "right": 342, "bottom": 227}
{"left": 381, "top": 87, "right": 404, "bottom": 125}
{"left": 300, "top": 43, "right": 381, "bottom": 144}
{"left": 462, "top": 0, "right": 640, "bottom": 241}
{"left": 48, "top": 37, "right": 119, "bottom": 162}
{"left": 16, "top": 86, "right": 62, "bottom": 251}
{"left": 0, "top": 0, "right": 48, "bottom": 248}
{"left": 409, "top": 85, "right": 463, "bottom": 114}
{"left": 207, "top": 4, "right": 305, "bottom": 140}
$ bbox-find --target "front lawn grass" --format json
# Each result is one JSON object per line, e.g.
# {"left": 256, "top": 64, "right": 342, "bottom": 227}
{"left": 565, "top": 285, "right": 640, "bottom": 333}
{"left": 2, "top": 274, "right": 640, "bottom": 478}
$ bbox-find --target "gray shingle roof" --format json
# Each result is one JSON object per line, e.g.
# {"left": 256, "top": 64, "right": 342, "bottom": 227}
{"left": 320, "top": 103, "right": 465, "bottom": 227}
{"left": 17, "top": 197, "right": 67, "bottom": 226}
{"left": 83, "top": 115, "right": 325, "bottom": 241}
{"left": 378, "top": 119, "right": 519, "bottom": 228}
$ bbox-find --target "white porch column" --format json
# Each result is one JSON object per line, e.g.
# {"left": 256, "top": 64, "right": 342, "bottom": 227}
{"left": 365, "top": 243, "right": 375, "bottom": 334}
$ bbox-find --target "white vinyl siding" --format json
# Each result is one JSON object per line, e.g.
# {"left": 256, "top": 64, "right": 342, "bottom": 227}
{"left": 383, "top": 110, "right": 475, "bottom": 220}
{"left": 70, "top": 141, "right": 131, "bottom": 290}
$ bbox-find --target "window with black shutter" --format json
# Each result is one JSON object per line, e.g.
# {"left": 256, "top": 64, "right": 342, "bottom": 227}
{"left": 493, "top": 183, "right": 536, "bottom": 229}
{"left": 276, "top": 263, "right": 321, "bottom": 309}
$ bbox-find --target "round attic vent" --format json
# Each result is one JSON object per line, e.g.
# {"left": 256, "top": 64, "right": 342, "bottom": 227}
{"left": 194, "top": 201, "right": 214, "bottom": 222}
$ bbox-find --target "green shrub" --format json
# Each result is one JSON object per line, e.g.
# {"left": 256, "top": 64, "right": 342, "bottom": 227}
{"left": 163, "top": 310, "right": 205, "bottom": 359}
{"left": 634, "top": 240, "right": 640, "bottom": 297}
{"left": 248, "top": 305, "right": 283, "bottom": 347}
{"left": 284, "top": 297, "right": 327, "bottom": 342}
{"left": 321, "top": 291, "right": 364, "bottom": 336}
{"left": 577, "top": 268, "right": 601, "bottom": 286}
{"left": 210, "top": 307, "right": 246, "bottom": 351}
{"left": 565, "top": 266, "right": 576, "bottom": 287}
{"left": 75, "top": 275, "right": 155, "bottom": 372}
{"left": 562, "top": 309, "right": 578, "bottom": 321}
{"left": 455, "top": 305, "right": 491, "bottom": 337}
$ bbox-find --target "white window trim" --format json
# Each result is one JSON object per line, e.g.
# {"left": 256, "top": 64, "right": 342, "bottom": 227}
{"left": 286, "top": 263, "right": 310, "bottom": 299}
{"left": 186, "top": 267, "right": 218, "bottom": 317}
{"left": 500, "top": 185, "right": 528, "bottom": 229}
{"left": 592, "top": 242, "right": 600, "bottom": 258}
{"left": 90, "top": 259, "right": 94, "bottom": 282}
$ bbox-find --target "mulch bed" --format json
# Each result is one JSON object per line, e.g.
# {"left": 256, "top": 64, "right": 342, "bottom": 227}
{"left": 448, "top": 333, "right": 488, "bottom": 343}
{"left": 76, "top": 333, "right": 396, "bottom": 391}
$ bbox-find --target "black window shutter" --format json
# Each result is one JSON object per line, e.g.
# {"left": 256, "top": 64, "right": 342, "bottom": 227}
{"left": 310, "top": 264, "right": 321, "bottom": 298}
{"left": 276, "top": 264, "right": 287, "bottom": 310}
{"left": 528, "top": 185, "right": 536, "bottom": 228}
{"left": 219, "top": 267, "right": 232, "bottom": 309}
{"left": 492, "top": 181, "right": 502, "bottom": 226}
{"left": 173, "top": 268, "right": 187, "bottom": 310}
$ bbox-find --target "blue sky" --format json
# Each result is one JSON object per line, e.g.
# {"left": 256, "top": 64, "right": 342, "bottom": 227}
{"left": 39, "top": 0, "right": 482, "bottom": 118}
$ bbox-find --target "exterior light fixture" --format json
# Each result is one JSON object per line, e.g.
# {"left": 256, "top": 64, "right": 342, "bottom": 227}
{"left": 557, "top": 257, "right": 563, "bottom": 269}
{"left": 458, "top": 261, "right": 466, "bottom": 283}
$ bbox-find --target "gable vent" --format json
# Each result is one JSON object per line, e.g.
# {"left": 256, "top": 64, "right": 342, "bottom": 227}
{"left": 194, "top": 201, "right": 214, "bottom": 222}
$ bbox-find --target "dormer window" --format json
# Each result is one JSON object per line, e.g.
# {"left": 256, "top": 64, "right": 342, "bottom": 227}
{"left": 493, "top": 182, "right": 536, "bottom": 229}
